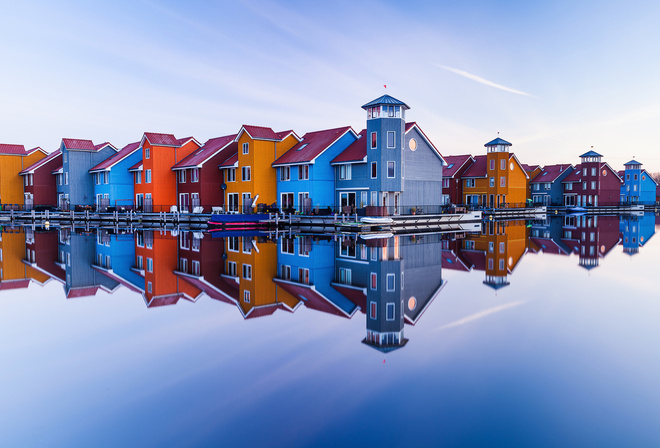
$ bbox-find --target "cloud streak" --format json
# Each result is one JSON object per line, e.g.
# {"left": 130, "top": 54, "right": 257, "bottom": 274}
{"left": 437, "top": 65, "right": 537, "bottom": 98}
{"left": 434, "top": 300, "right": 526, "bottom": 331}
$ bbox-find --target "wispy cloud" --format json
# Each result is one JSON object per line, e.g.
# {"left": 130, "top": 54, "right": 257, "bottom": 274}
{"left": 434, "top": 300, "right": 526, "bottom": 331}
{"left": 437, "top": 65, "right": 537, "bottom": 98}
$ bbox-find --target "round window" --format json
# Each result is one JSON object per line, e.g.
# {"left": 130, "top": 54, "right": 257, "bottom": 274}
{"left": 508, "top": 256, "right": 513, "bottom": 267}
{"left": 642, "top": 175, "right": 646, "bottom": 181}
{"left": 510, "top": 162, "right": 514, "bottom": 171}
{"left": 409, "top": 138, "right": 417, "bottom": 151}
{"left": 602, "top": 169, "right": 607, "bottom": 176}
{"left": 408, "top": 297, "right": 417, "bottom": 310}
{"left": 600, "top": 245, "right": 606, "bottom": 253}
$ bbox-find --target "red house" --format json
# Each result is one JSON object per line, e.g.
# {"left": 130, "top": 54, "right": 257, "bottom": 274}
{"left": 19, "top": 149, "right": 62, "bottom": 209}
{"left": 442, "top": 154, "right": 474, "bottom": 205}
{"left": 171, "top": 134, "right": 237, "bottom": 212}
{"left": 576, "top": 150, "right": 622, "bottom": 206}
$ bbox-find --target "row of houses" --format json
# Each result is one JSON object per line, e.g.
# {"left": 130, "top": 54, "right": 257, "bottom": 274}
{"left": 5, "top": 94, "right": 658, "bottom": 214}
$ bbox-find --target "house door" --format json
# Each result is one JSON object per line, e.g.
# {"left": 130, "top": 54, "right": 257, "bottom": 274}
{"left": 179, "top": 193, "right": 189, "bottom": 213}
{"left": 228, "top": 193, "right": 238, "bottom": 213}
{"left": 394, "top": 192, "right": 400, "bottom": 215}
{"left": 298, "top": 192, "right": 310, "bottom": 214}
{"left": 242, "top": 192, "right": 252, "bottom": 214}
{"left": 281, "top": 193, "right": 294, "bottom": 211}
{"left": 136, "top": 194, "right": 144, "bottom": 211}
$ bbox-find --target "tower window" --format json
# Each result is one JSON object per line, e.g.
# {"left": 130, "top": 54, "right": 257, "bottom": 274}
{"left": 490, "top": 160, "right": 495, "bottom": 170}
{"left": 387, "top": 131, "right": 395, "bottom": 148}
{"left": 387, "top": 162, "right": 395, "bottom": 178}
{"left": 371, "top": 162, "right": 377, "bottom": 179}
{"left": 371, "top": 132, "right": 377, "bottom": 149}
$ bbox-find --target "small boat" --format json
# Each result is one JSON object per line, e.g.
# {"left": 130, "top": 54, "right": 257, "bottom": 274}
{"left": 208, "top": 213, "right": 270, "bottom": 226}
{"left": 567, "top": 206, "right": 587, "bottom": 214}
{"left": 360, "top": 217, "right": 394, "bottom": 224}
{"left": 360, "top": 233, "right": 394, "bottom": 240}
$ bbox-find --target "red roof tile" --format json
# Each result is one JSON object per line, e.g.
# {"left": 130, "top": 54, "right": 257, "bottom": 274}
{"left": 530, "top": 164, "right": 573, "bottom": 183}
{"left": 176, "top": 136, "right": 199, "bottom": 147}
{"left": 20, "top": 149, "right": 62, "bottom": 175}
{"left": 240, "top": 125, "right": 280, "bottom": 141}
{"left": 273, "top": 126, "right": 354, "bottom": 166}
{"left": 461, "top": 250, "right": 486, "bottom": 271}
{"left": 62, "top": 138, "right": 96, "bottom": 151}
{"left": 244, "top": 304, "right": 281, "bottom": 319}
{"left": 0, "top": 143, "right": 27, "bottom": 155}
{"left": 443, "top": 155, "right": 474, "bottom": 178}
{"left": 27, "top": 147, "right": 47, "bottom": 156}
{"left": 563, "top": 164, "right": 582, "bottom": 182}
{"left": 66, "top": 286, "right": 100, "bottom": 298}
{"left": 173, "top": 134, "right": 237, "bottom": 169}
{"left": 143, "top": 132, "right": 179, "bottom": 146}
{"left": 462, "top": 155, "right": 487, "bottom": 177}
{"left": 331, "top": 284, "right": 366, "bottom": 313}
{"left": 219, "top": 153, "right": 238, "bottom": 168}
{"left": 0, "top": 279, "right": 31, "bottom": 290}
{"left": 90, "top": 142, "right": 140, "bottom": 172}
{"left": 522, "top": 164, "right": 540, "bottom": 172}
{"left": 331, "top": 129, "right": 367, "bottom": 164}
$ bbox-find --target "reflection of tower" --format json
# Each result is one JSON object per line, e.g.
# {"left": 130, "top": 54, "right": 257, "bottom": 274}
{"left": 577, "top": 215, "right": 600, "bottom": 270}
{"left": 483, "top": 220, "right": 510, "bottom": 290}
{"left": 621, "top": 215, "right": 641, "bottom": 256}
{"left": 362, "top": 237, "right": 408, "bottom": 352}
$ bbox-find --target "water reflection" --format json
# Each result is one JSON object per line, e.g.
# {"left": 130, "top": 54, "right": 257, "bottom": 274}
{"left": 5, "top": 213, "right": 659, "bottom": 351}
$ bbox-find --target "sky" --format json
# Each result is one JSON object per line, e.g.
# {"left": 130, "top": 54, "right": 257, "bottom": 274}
{"left": 2, "top": 0, "right": 660, "bottom": 172}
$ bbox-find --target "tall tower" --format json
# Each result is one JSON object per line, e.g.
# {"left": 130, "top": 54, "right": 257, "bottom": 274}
{"left": 361, "top": 95, "right": 409, "bottom": 213}
{"left": 579, "top": 149, "right": 603, "bottom": 206}
{"left": 484, "top": 137, "right": 512, "bottom": 208}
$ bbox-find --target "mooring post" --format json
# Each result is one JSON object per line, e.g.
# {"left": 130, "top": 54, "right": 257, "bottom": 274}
{"left": 31, "top": 209, "right": 35, "bottom": 222}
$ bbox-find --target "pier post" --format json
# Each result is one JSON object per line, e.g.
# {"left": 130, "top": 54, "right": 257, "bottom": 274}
{"left": 31, "top": 209, "right": 35, "bottom": 222}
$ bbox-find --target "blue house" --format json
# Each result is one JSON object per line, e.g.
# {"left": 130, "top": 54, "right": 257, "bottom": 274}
{"left": 620, "top": 160, "right": 657, "bottom": 205}
{"left": 331, "top": 95, "right": 445, "bottom": 215}
{"left": 272, "top": 126, "right": 358, "bottom": 212}
{"left": 89, "top": 142, "right": 141, "bottom": 211}
{"left": 57, "top": 139, "right": 118, "bottom": 210}
{"left": 619, "top": 213, "right": 656, "bottom": 256}
{"left": 530, "top": 164, "right": 574, "bottom": 206}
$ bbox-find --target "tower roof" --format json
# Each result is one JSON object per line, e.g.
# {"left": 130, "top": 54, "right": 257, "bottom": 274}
{"left": 484, "top": 137, "right": 512, "bottom": 147}
{"left": 361, "top": 94, "right": 410, "bottom": 110}
{"left": 624, "top": 159, "right": 642, "bottom": 166}
{"left": 579, "top": 150, "right": 602, "bottom": 158}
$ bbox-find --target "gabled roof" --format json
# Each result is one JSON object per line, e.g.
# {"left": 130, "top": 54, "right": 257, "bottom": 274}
{"left": 20, "top": 149, "right": 62, "bottom": 175}
{"left": 273, "top": 126, "right": 356, "bottom": 167}
{"left": 236, "top": 125, "right": 281, "bottom": 142}
{"left": 330, "top": 129, "right": 367, "bottom": 165}
{"left": 272, "top": 278, "right": 358, "bottom": 318}
{"left": 142, "top": 132, "right": 179, "bottom": 147}
{"left": 275, "top": 130, "right": 302, "bottom": 142}
{"left": 601, "top": 162, "right": 623, "bottom": 182}
{"left": 0, "top": 143, "right": 28, "bottom": 155}
{"left": 176, "top": 136, "right": 201, "bottom": 147}
{"left": 362, "top": 94, "right": 410, "bottom": 110}
{"left": 62, "top": 138, "right": 96, "bottom": 151}
{"left": 173, "top": 134, "right": 237, "bottom": 170}
{"left": 580, "top": 150, "right": 602, "bottom": 158}
{"left": 52, "top": 165, "right": 63, "bottom": 175}
{"left": 563, "top": 164, "right": 582, "bottom": 183}
{"left": 27, "top": 147, "right": 48, "bottom": 157}
{"left": 90, "top": 142, "right": 140, "bottom": 173}
{"left": 462, "top": 155, "right": 488, "bottom": 178}
{"left": 509, "top": 153, "right": 530, "bottom": 179}
{"left": 94, "top": 142, "right": 117, "bottom": 152}
{"left": 522, "top": 164, "right": 540, "bottom": 172}
{"left": 442, "top": 155, "right": 474, "bottom": 178}
{"left": 405, "top": 122, "right": 445, "bottom": 164}
{"left": 484, "top": 137, "right": 512, "bottom": 147}
{"left": 128, "top": 161, "right": 143, "bottom": 172}
{"left": 218, "top": 153, "right": 238, "bottom": 168}
{"left": 530, "top": 164, "right": 573, "bottom": 184}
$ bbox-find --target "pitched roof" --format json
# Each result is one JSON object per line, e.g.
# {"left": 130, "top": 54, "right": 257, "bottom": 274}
{"left": 331, "top": 129, "right": 367, "bottom": 164}
{"left": 624, "top": 159, "right": 642, "bottom": 166}
{"left": 62, "top": 138, "right": 96, "bottom": 151}
{"left": 530, "top": 164, "right": 573, "bottom": 183}
{"left": 52, "top": 165, "right": 63, "bottom": 175}
{"left": 405, "top": 122, "right": 445, "bottom": 163}
{"left": 27, "top": 147, "right": 48, "bottom": 156}
{"left": 94, "top": 142, "right": 117, "bottom": 151}
{"left": 218, "top": 152, "right": 238, "bottom": 168}
{"left": 462, "top": 155, "right": 488, "bottom": 178}
{"left": 128, "top": 161, "right": 143, "bottom": 172}
{"left": 176, "top": 136, "right": 200, "bottom": 147}
{"left": 237, "top": 125, "right": 280, "bottom": 141}
{"left": 89, "top": 142, "right": 140, "bottom": 173}
{"left": 143, "top": 132, "right": 179, "bottom": 146}
{"left": 580, "top": 150, "right": 602, "bottom": 158}
{"left": 484, "top": 137, "right": 512, "bottom": 147}
{"left": 273, "top": 126, "right": 355, "bottom": 166}
{"left": 362, "top": 94, "right": 410, "bottom": 110}
{"left": 563, "top": 164, "right": 582, "bottom": 182}
{"left": 275, "top": 130, "right": 301, "bottom": 142}
{"left": 172, "top": 135, "right": 237, "bottom": 169}
{"left": 272, "top": 278, "right": 357, "bottom": 318}
{"left": 442, "top": 155, "right": 474, "bottom": 178}
{"left": 0, "top": 143, "right": 27, "bottom": 155}
{"left": 20, "top": 149, "right": 62, "bottom": 175}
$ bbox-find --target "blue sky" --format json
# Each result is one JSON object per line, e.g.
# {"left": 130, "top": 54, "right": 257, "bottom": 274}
{"left": 2, "top": 0, "right": 660, "bottom": 171}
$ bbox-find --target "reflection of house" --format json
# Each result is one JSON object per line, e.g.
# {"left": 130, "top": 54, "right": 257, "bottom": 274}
{"left": 573, "top": 215, "right": 621, "bottom": 270}
{"left": 92, "top": 230, "right": 144, "bottom": 295}
{"left": 19, "top": 149, "right": 61, "bottom": 209}
{"left": 530, "top": 164, "right": 574, "bottom": 206}
{"left": 89, "top": 142, "right": 141, "bottom": 211}
{"left": 619, "top": 160, "right": 657, "bottom": 205}
{"left": 1, "top": 227, "right": 49, "bottom": 290}
{"left": 23, "top": 229, "right": 65, "bottom": 284}
{"left": 273, "top": 127, "right": 358, "bottom": 212}
{"left": 619, "top": 213, "right": 656, "bottom": 256}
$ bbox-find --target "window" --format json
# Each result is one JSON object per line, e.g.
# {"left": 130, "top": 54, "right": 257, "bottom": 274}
{"left": 442, "top": 179, "right": 449, "bottom": 188}
{"left": 339, "top": 267, "right": 352, "bottom": 284}
{"left": 499, "top": 242, "right": 505, "bottom": 253}
{"left": 242, "top": 264, "right": 252, "bottom": 280}
{"left": 339, "top": 164, "right": 352, "bottom": 180}
{"left": 145, "top": 169, "right": 151, "bottom": 183}
{"left": 386, "top": 303, "right": 395, "bottom": 321}
{"left": 192, "top": 260, "right": 200, "bottom": 276}
{"left": 490, "top": 160, "right": 495, "bottom": 170}
{"left": 227, "top": 237, "right": 239, "bottom": 252}
{"left": 242, "top": 142, "right": 249, "bottom": 154}
{"left": 178, "top": 170, "right": 186, "bottom": 183}
{"left": 281, "top": 265, "right": 291, "bottom": 280}
{"left": 281, "top": 238, "right": 294, "bottom": 254}
{"left": 370, "top": 273, "right": 377, "bottom": 290}
{"left": 499, "top": 259, "right": 505, "bottom": 270}
{"left": 179, "top": 258, "right": 188, "bottom": 273}
{"left": 242, "top": 237, "right": 252, "bottom": 254}
{"left": 298, "top": 268, "right": 309, "bottom": 284}
{"left": 242, "top": 166, "right": 251, "bottom": 181}
{"left": 591, "top": 181, "right": 596, "bottom": 190}
{"left": 179, "top": 233, "right": 190, "bottom": 250}
{"left": 369, "top": 301, "right": 377, "bottom": 319}
{"left": 634, "top": 173, "right": 638, "bottom": 181}
{"left": 298, "top": 165, "right": 309, "bottom": 180}
{"left": 191, "top": 168, "right": 199, "bottom": 183}
{"left": 544, "top": 183, "right": 551, "bottom": 190}
{"left": 500, "top": 177, "right": 506, "bottom": 187}
{"left": 243, "top": 290, "right": 250, "bottom": 303}
{"left": 135, "top": 171, "right": 141, "bottom": 184}
{"left": 95, "top": 173, "right": 101, "bottom": 185}
{"left": 490, "top": 177, "right": 495, "bottom": 187}
{"left": 465, "top": 179, "right": 475, "bottom": 188}
{"left": 136, "top": 232, "right": 144, "bottom": 247}
{"left": 65, "top": 172, "right": 69, "bottom": 185}
{"left": 583, "top": 168, "right": 587, "bottom": 176}
{"left": 583, "top": 182, "right": 586, "bottom": 190}
{"left": 145, "top": 147, "right": 150, "bottom": 159}
{"left": 386, "top": 273, "right": 395, "bottom": 291}
{"left": 387, "top": 161, "right": 395, "bottom": 178}
{"left": 147, "top": 281, "right": 152, "bottom": 293}
{"left": 280, "top": 166, "right": 290, "bottom": 181}
{"left": 226, "top": 168, "right": 236, "bottom": 182}
{"left": 501, "top": 159, "right": 506, "bottom": 170}
{"left": 371, "top": 132, "right": 377, "bottom": 149}
{"left": 387, "top": 131, "right": 395, "bottom": 148}
{"left": 103, "top": 172, "right": 109, "bottom": 184}
{"left": 626, "top": 174, "right": 630, "bottom": 180}
{"left": 147, "top": 258, "right": 153, "bottom": 273}
{"left": 591, "top": 168, "right": 596, "bottom": 176}
{"left": 371, "top": 162, "right": 377, "bottom": 179}
{"left": 227, "top": 261, "right": 237, "bottom": 277}
{"left": 63, "top": 153, "right": 67, "bottom": 163}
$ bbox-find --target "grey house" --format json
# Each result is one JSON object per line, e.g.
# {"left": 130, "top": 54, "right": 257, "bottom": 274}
{"left": 57, "top": 139, "right": 117, "bottom": 209}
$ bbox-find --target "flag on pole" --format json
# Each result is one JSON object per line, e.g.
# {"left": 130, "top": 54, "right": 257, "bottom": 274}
{"left": 383, "top": 84, "right": 386, "bottom": 88}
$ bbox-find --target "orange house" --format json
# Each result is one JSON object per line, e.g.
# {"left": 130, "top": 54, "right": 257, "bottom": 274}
{"left": 0, "top": 144, "right": 47, "bottom": 208}
{"left": 460, "top": 137, "right": 530, "bottom": 208}
{"left": 221, "top": 125, "right": 299, "bottom": 212}
{"left": 131, "top": 133, "right": 200, "bottom": 212}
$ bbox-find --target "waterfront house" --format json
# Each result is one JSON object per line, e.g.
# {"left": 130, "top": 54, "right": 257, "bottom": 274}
{"left": 92, "top": 230, "right": 144, "bottom": 295}
{"left": 561, "top": 165, "right": 582, "bottom": 206}
{"left": 132, "top": 133, "right": 201, "bottom": 213}
{"left": 619, "top": 213, "right": 656, "bottom": 256}
{"left": 441, "top": 154, "right": 475, "bottom": 206}
{"left": 619, "top": 160, "right": 657, "bottom": 205}
{"left": 331, "top": 95, "right": 445, "bottom": 215}
{"left": 172, "top": 134, "right": 237, "bottom": 213}
{"left": 88, "top": 142, "right": 141, "bottom": 211}
{"left": 57, "top": 139, "right": 118, "bottom": 210}
{"left": 19, "top": 149, "right": 62, "bottom": 209}
{"left": 0, "top": 144, "right": 47, "bottom": 209}
{"left": 530, "top": 164, "right": 574, "bottom": 206}
{"left": 220, "top": 125, "right": 300, "bottom": 213}
{"left": 574, "top": 150, "right": 622, "bottom": 206}
{"left": 273, "top": 126, "right": 358, "bottom": 212}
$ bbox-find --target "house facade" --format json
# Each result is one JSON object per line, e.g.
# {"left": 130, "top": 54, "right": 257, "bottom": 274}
{"left": 19, "top": 149, "right": 62, "bottom": 209}
{"left": 441, "top": 154, "right": 474, "bottom": 206}
{"left": 620, "top": 160, "right": 657, "bottom": 205}
{"left": 530, "top": 164, "right": 574, "bottom": 206}
{"left": 89, "top": 142, "right": 141, "bottom": 211}
{"left": 575, "top": 150, "right": 622, "bottom": 207}
{"left": 0, "top": 144, "right": 47, "bottom": 209}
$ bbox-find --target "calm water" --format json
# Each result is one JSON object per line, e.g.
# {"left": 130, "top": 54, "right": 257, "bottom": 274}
{"left": 0, "top": 214, "right": 659, "bottom": 447}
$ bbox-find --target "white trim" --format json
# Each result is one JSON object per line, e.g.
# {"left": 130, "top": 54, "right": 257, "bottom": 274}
{"left": 335, "top": 187, "right": 369, "bottom": 191}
